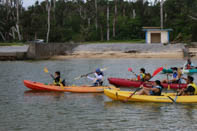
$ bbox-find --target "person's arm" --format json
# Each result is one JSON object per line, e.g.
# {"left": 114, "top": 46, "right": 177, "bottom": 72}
{"left": 94, "top": 73, "right": 103, "bottom": 80}
{"left": 181, "top": 77, "right": 187, "bottom": 82}
{"left": 191, "top": 63, "right": 194, "bottom": 68}
{"left": 87, "top": 76, "right": 95, "bottom": 81}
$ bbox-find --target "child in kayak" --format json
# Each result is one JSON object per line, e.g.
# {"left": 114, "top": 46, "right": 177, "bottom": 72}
{"left": 136, "top": 80, "right": 163, "bottom": 96}
{"left": 87, "top": 68, "right": 104, "bottom": 86}
{"left": 184, "top": 58, "right": 194, "bottom": 69}
{"left": 177, "top": 76, "right": 197, "bottom": 95}
{"left": 162, "top": 67, "right": 181, "bottom": 83}
{"left": 51, "top": 71, "right": 65, "bottom": 86}
{"left": 130, "top": 68, "right": 146, "bottom": 81}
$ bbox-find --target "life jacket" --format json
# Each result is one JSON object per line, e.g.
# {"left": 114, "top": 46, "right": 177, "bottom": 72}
{"left": 151, "top": 85, "right": 163, "bottom": 96}
{"left": 53, "top": 77, "right": 63, "bottom": 86}
{"left": 172, "top": 72, "right": 178, "bottom": 79}
{"left": 93, "top": 72, "right": 104, "bottom": 86}
{"left": 186, "top": 63, "right": 192, "bottom": 69}
{"left": 137, "top": 73, "right": 145, "bottom": 81}
{"left": 187, "top": 83, "right": 197, "bottom": 95}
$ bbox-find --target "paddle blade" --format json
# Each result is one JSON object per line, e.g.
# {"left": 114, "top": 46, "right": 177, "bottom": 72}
{"left": 44, "top": 67, "right": 49, "bottom": 73}
{"left": 152, "top": 67, "right": 163, "bottom": 77}
{"left": 100, "top": 67, "right": 107, "bottom": 71}
{"left": 128, "top": 67, "right": 132, "bottom": 72}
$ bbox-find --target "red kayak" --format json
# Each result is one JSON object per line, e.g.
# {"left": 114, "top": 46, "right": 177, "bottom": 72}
{"left": 108, "top": 78, "right": 187, "bottom": 89}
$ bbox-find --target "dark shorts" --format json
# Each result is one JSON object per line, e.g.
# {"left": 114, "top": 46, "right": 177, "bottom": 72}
{"left": 184, "top": 86, "right": 195, "bottom": 95}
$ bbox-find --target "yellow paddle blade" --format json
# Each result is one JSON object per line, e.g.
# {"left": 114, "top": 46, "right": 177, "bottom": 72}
{"left": 168, "top": 84, "right": 170, "bottom": 90}
{"left": 74, "top": 76, "right": 81, "bottom": 80}
{"left": 178, "top": 68, "right": 182, "bottom": 78}
{"left": 44, "top": 67, "right": 49, "bottom": 73}
{"left": 60, "top": 83, "right": 64, "bottom": 89}
{"left": 101, "top": 67, "right": 107, "bottom": 71}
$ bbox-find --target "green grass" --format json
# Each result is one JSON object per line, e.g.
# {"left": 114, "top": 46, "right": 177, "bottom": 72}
{"left": 0, "top": 42, "right": 25, "bottom": 46}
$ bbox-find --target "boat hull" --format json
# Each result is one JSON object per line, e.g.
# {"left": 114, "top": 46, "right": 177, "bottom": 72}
{"left": 108, "top": 78, "right": 187, "bottom": 89}
{"left": 162, "top": 68, "right": 197, "bottom": 74}
{"left": 23, "top": 80, "right": 118, "bottom": 93}
{"left": 104, "top": 89, "right": 197, "bottom": 103}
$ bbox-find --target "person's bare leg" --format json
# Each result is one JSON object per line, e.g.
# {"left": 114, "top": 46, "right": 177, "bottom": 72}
{"left": 136, "top": 88, "right": 150, "bottom": 95}
{"left": 136, "top": 89, "right": 144, "bottom": 95}
{"left": 143, "top": 88, "right": 151, "bottom": 95}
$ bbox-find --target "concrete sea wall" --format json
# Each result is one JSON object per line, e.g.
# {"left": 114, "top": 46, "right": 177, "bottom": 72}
{"left": 27, "top": 43, "right": 78, "bottom": 59}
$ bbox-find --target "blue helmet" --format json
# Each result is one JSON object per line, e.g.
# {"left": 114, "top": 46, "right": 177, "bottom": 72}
{"left": 96, "top": 68, "right": 101, "bottom": 73}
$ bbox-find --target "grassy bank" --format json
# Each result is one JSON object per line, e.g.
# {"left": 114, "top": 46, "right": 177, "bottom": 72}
{"left": 0, "top": 42, "right": 25, "bottom": 46}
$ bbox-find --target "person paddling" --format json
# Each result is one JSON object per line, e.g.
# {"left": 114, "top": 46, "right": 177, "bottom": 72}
{"left": 184, "top": 58, "right": 194, "bottom": 69}
{"left": 131, "top": 68, "right": 146, "bottom": 81}
{"left": 87, "top": 68, "right": 104, "bottom": 86}
{"left": 136, "top": 80, "right": 163, "bottom": 96}
{"left": 162, "top": 67, "right": 181, "bottom": 83}
{"left": 177, "top": 76, "right": 197, "bottom": 96}
{"left": 52, "top": 71, "right": 65, "bottom": 86}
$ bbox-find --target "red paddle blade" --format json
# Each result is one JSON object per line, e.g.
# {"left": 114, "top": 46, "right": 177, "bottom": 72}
{"left": 152, "top": 67, "right": 163, "bottom": 77}
{"left": 137, "top": 75, "right": 141, "bottom": 80}
{"left": 128, "top": 67, "right": 132, "bottom": 72}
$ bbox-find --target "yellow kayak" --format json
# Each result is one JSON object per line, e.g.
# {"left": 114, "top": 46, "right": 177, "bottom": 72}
{"left": 104, "top": 89, "right": 197, "bottom": 103}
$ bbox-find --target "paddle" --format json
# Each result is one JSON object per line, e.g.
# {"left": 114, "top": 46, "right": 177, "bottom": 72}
{"left": 44, "top": 67, "right": 64, "bottom": 89}
{"left": 74, "top": 67, "right": 107, "bottom": 80}
{"left": 128, "top": 67, "right": 140, "bottom": 80}
{"left": 173, "top": 68, "right": 184, "bottom": 102}
{"left": 167, "top": 73, "right": 171, "bottom": 90}
{"left": 165, "top": 64, "right": 171, "bottom": 91}
{"left": 124, "top": 67, "right": 163, "bottom": 102}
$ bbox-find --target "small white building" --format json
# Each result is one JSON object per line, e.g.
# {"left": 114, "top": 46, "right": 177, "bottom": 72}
{"left": 143, "top": 27, "right": 173, "bottom": 44}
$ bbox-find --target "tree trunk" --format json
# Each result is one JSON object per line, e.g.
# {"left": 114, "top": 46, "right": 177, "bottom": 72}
{"left": 46, "top": 1, "right": 51, "bottom": 43}
{"left": 107, "top": 1, "right": 110, "bottom": 41}
{"left": 0, "top": 31, "right": 6, "bottom": 41}
{"left": 132, "top": 9, "right": 136, "bottom": 19}
{"left": 88, "top": 18, "right": 91, "bottom": 27}
{"left": 16, "top": 0, "right": 21, "bottom": 40}
{"left": 46, "top": 0, "right": 49, "bottom": 11}
{"left": 95, "top": 0, "right": 98, "bottom": 31}
{"left": 113, "top": 0, "right": 117, "bottom": 38}
{"left": 100, "top": 25, "right": 103, "bottom": 41}
{"left": 11, "top": 26, "right": 16, "bottom": 40}
{"left": 123, "top": 7, "right": 125, "bottom": 17}
{"left": 188, "top": 15, "right": 197, "bottom": 21}
{"left": 160, "top": 0, "right": 163, "bottom": 29}
{"left": 53, "top": 0, "right": 56, "bottom": 9}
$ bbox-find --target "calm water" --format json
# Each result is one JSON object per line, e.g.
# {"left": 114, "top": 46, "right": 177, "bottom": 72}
{"left": 1, "top": 58, "right": 197, "bottom": 131}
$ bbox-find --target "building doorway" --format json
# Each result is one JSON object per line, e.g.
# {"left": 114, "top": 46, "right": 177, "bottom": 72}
{"left": 151, "top": 33, "right": 161, "bottom": 43}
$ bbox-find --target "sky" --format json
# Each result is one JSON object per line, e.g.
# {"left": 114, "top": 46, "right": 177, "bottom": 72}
{"left": 23, "top": 0, "right": 155, "bottom": 8}
{"left": 23, "top": 0, "right": 45, "bottom": 8}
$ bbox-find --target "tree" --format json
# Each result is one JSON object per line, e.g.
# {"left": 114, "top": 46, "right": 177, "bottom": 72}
{"left": 46, "top": 0, "right": 51, "bottom": 43}
{"left": 113, "top": 0, "right": 117, "bottom": 37}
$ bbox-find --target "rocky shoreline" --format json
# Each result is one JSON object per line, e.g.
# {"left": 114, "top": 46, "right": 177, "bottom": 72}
{"left": 0, "top": 43, "right": 195, "bottom": 60}
{"left": 52, "top": 43, "right": 185, "bottom": 59}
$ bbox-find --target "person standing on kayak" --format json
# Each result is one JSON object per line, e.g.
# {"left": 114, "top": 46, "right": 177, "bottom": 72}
{"left": 136, "top": 80, "right": 163, "bottom": 96}
{"left": 184, "top": 58, "right": 194, "bottom": 69}
{"left": 52, "top": 71, "right": 65, "bottom": 86}
{"left": 87, "top": 68, "right": 104, "bottom": 86}
{"left": 178, "top": 76, "right": 197, "bottom": 95}
{"left": 131, "top": 68, "right": 146, "bottom": 81}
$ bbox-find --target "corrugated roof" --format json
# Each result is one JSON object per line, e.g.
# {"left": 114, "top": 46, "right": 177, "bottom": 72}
{"left": 143, "top": 29, "right": 173, "bottom": 31}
